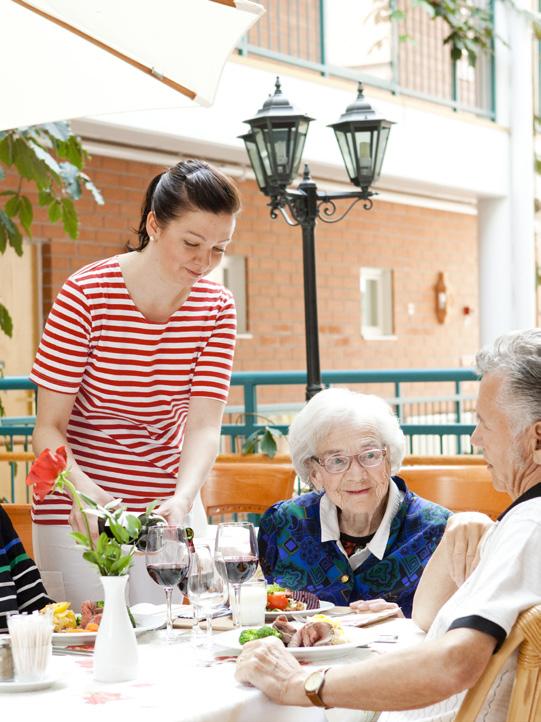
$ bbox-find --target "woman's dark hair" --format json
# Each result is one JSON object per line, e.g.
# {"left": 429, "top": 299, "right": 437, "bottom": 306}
{"left": 133, "top": 159, "right": 241, "bottom": 251}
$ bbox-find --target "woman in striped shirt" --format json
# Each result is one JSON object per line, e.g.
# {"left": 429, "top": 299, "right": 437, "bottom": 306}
{"left": 29, "top": 160, "right": 240, "bottom": 607}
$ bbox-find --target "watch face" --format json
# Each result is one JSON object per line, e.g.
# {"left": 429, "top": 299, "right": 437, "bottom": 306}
{"left": 305, "top": 670, "right": 325, "bottom": 693}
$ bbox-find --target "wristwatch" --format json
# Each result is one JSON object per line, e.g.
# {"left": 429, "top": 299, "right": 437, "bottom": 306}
{"left": 304, "top": 666, "right": 331, "bottom": 708}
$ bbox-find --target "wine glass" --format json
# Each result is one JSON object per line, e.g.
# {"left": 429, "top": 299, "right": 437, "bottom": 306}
{"left": 145, "top": 525, "right": 190, "bottom": 642}
{"left": 214, "top": 521, "right": 258, "bottom": 627}
{"left": 187, "top": 543, "right": 227, "bottom": 651}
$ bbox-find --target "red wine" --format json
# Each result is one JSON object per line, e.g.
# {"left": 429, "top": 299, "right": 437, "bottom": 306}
{"left": 147, "top": 563, "right": 188, "bottom": 587}
{"left": 224, "top": 556, "right": 258, "bottom": 584}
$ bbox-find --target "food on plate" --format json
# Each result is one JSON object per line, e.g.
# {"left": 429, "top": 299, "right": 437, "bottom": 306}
{"left": 266, "top": 584, "right": 319, "bottom": 612}
{"left": 40, "top": 601, "right": 78, "bottom": 632}
{"left": 239, "top": 615, "right": 346, "bottom": 648}
{"left": 40, "top": 600, "right": 136, "bottom": 632}
{"left": 239, "top": 626, "right": 282, "bottom": 645}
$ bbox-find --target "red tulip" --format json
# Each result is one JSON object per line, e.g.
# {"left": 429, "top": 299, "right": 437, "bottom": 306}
{"left": 26, "top": 446, "right": 68, "bottom": 501}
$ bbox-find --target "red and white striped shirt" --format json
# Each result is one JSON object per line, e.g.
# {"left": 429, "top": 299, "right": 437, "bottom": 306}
{"left": 30, "top": 256, "right": 236, "bottom": 524}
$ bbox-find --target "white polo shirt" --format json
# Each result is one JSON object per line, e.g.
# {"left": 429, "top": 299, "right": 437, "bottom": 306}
{"left": 319, "top": 479, "right": 405, "bottom": 570}
{"left": 377, "top": 493, "right": 541, "bottom": 722}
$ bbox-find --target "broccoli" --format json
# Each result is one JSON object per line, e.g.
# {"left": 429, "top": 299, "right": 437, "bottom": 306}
{"left": 239, "top": 626, "right": 282, "bottom": 645}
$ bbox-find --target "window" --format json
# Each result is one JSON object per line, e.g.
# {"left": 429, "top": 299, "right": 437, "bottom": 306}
{"left": 206, "top": 255, "right": 248, "bottom": 334}
{"left": 360, "top": 267, "right": 394, "bottom": 338}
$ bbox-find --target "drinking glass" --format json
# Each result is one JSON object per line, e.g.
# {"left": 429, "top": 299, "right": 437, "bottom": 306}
{"left": 145, "top": 526, "right": 190, "bottom": 642}
{"left": 187, "top": 544, "right": 227, "bottom": 649}
{"left": 214, "top": 521, "right": 258, "bottom": 627}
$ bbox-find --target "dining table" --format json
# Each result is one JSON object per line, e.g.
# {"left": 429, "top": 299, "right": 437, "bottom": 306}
{"left": 0, "top": 615, "right": 426, "bottom": 722}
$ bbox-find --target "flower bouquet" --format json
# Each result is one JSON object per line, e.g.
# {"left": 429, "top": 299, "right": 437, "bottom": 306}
{"left": 26, "top": 445, "right": 164, "bottom": 576}
{"left": 26, "top": 445, "right": 174, "bottom": 682}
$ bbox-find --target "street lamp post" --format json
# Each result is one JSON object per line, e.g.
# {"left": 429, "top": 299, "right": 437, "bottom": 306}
{"left": 240, "top": 78, "right": 394, "bottom": 400}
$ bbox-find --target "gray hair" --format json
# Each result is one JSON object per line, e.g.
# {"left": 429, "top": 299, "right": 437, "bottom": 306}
{"left": 288, "top": 387, "right": 406, "bottom": 484}
{"left": 475, "top": 328, "right": 541, "bottom": 432}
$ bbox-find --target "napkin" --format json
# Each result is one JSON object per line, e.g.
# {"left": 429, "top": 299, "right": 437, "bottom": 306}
{"left": 329, "top": 608, "right": 400, "bottom": 627}
{"left": 173, "top": 616, "right": 235, "bottom": 631}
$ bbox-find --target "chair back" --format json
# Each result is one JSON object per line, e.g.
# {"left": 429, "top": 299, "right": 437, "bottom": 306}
{"left": 403, "top": 455, "right": 484, "bottom": 466}
{"left": 201, "top": 462, "right": 296, "bottom": 522}
{"left": 3, "top": 503, "right": 33, "bottom": 557}
{"left": 398, "top": 465, "right": 510, "bottom": 519}
{"left": 455, "top": 604, "right": 541, "bottom": 722}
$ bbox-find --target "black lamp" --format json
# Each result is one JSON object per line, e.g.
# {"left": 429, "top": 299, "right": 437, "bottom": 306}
{"left": 240, "top": 78, "right": 394, "bottom": 399}
{"left": 329, "top": 83, "right": 394, "bottom": 191}
{"left": 240, "top": 78, "right": 313, "bottom": 194}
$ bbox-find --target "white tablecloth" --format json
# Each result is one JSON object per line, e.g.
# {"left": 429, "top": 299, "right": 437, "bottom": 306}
{"left": 0, "top": 619, "right": 425, "bottom": 721}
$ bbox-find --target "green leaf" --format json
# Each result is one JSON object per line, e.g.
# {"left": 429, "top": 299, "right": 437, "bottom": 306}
{"left": 41, "top": 121, "right": 71, "bottom": 142}
{"left": 259, "top": 428, "right": 278, "bottom": 458}
{"left": 48, "top": 200, "right": 61, "bottom": 223}
{"left": 27, "top": 139, "right": 61, "bottom": 178}
{"left": 56, "top": 135, "right": 85, "bottom": 169}
{"left": 108, "top": 554, "right": 133, "bottom": 575}
{"left": 12, "top": 138, "right": 50, "bottom": 188}
{"left": 61, "top": 197, "right": 78, "bottom": 238}
{"left": 59, "top": 162, "right": 82, "bottom": 199}
{"left": 241, "top": 430, "right": 260, "bottom": 455}
{"left": 96, "top": 532, "right": 108, "bottom": 555}
{"left": 5, "top": 195, "right": 20, "bottom": 218}
{"left": 0, "top": 210, "right": 23, "bottom": 255}
{"left": 81, "top": 174, "right": 104, "bottom": 205}
{"left": 0, "top": 222, "right": 6, "bottom": 254}
{"left": 0, "top": 303, "right": 13, "bottom": 337}
{"left": 38, "top": 189, "right": 53, "bottom": 206}
{"left": 18, "top": 196, "right": 33, "bottom": 234}
{"left": 70, "top": 531, "right": 91, "bottom": 548}
{"left": 0, "top": 165, "right": 4, "bottom": 180}
{"left": 0, "top": 135, "right": 14, "bottom": 165}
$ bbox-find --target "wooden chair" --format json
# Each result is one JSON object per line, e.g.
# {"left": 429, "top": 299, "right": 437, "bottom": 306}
{"left": 215, "top": 453, "right": 292, "bottom": 464}
{"left": 399, "top": 465, "right": 511, "bottom": 519}
{"left": 2, "top": 503, "right": 33, "bottom": 557}
{"left": 455, "top": 604, "right": 541, "bottom": 722}
{"left": 201, "top": 462, "right": 296, "bottom": 521}
{"left": 0, "top": 451, "right": 35, "bottom": 462}
{"left": 403, "top": 454, "right": 484, "bottom": 466}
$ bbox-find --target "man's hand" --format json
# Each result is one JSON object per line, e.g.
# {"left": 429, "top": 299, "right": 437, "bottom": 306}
{"left": 235, "top": 636, "right": 308, "bottom": 706}
{"left": 349, "top": 598, "right": 404, "bottom": 617}
{"left": 444, "top": 512, "right": 493, "bottom": 586}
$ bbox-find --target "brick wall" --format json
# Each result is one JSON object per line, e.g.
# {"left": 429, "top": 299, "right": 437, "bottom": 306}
{"left": 18, "top": 153, "right": 479, "bottom": 406}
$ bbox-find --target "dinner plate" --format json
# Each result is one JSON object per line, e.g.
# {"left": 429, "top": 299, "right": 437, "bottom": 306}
{"left": 0, "top": 673, "right": 59, "bottom": 693}
{"left": 265, "top": 600, "right": 335, "bottom": 619}
{"left": 52, "top": 621, "right": 162, "bottom": 645}
{"left": 214, "top": 625, "right": 370, "bottom": 659}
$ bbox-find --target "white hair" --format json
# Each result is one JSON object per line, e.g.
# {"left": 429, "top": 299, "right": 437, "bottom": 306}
{"left": 288, "top": 388, "right": 406, "bottom": 483}
{"left": 476, "top": 328, "right": 541, "bottom": 433}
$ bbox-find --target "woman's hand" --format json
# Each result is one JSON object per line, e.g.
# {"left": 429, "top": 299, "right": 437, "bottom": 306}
{"left": 350, "top": 598, "right": 404, "bottom": 617}
{"left": 155, "top": 493, "right": 192, "bottom": 527}
{"left": 444, "top": 512, "right": 493, "bottom": 586}
{"left": 235, "top": 636, "right": 308, "bottom": 706}
{"left": 68, "top": 480, "right": 115, "bottom": 541}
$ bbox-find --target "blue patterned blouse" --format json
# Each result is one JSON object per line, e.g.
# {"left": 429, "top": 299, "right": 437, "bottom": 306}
{"left": 258, "top": 476, "right": 451, "bottom": 617}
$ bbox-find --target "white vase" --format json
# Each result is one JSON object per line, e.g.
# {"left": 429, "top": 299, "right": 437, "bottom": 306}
{"left": 93, "top": 575, "right": 138, "bottom": 683}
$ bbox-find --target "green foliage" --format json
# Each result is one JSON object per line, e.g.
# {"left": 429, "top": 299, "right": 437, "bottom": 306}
{"left": 0, "top": 121, "right": 103, "bottom": 337}
{"left": 242, "top": 425, "right": 285, "bottom": 458}
{"left": 380, "top": 0, "right": 541, "bottom": 68}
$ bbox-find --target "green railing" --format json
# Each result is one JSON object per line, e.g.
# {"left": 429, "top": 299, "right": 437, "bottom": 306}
{"left": 0, "top": 368, "right": 480, "bottom": 501}
{"left": 239, "top": 0, "right": 495, "bottom": 120}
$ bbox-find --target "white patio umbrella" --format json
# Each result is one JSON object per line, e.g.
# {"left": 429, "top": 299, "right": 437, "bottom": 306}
{"left": 0, "top": 0, "right": 264, "bottom": 131}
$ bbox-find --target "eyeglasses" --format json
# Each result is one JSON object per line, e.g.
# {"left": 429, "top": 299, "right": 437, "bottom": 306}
{"left": 312, "top": 448, "right": 387, "bottom": 474}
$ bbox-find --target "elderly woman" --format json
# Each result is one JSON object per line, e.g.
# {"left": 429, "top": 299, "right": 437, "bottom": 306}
{"left": 258, "top": 388, "right": 451, "bottom": 617}
{"left": 238, "top": 328, "right": 541, "bottom": 721}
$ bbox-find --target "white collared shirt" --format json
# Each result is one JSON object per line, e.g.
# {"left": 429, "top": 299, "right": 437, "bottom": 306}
{"left": 319, "top": 479, "right": 405, "bottom": 571}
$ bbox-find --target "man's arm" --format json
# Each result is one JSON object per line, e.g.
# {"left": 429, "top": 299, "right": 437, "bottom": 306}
{"left": 235, "top": 627, "right": 497, "bottom": 710}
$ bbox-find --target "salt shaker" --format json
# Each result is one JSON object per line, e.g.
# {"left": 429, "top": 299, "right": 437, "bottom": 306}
{"left": 0, "top": 637, "right": 14, "bottom": 681}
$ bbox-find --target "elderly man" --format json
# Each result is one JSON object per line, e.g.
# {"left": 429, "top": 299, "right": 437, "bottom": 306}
{"left": 236, "top": 328, "right": 541, "bottom": 721}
